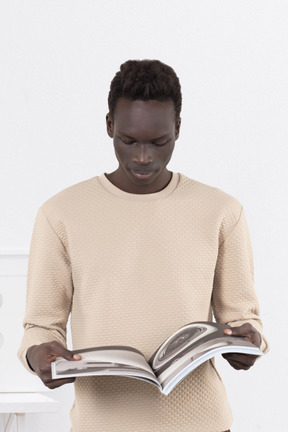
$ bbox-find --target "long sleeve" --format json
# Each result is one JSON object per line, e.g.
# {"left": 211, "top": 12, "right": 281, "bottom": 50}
{"left": 212, "top": 207, "right": 269, "bottom": 353}
{"left": 18, "top": 207, "right": 73, "bottom": 372}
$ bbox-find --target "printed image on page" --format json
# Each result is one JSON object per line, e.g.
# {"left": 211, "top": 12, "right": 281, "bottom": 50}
{"left": 53, "top": 346, "right": 157, "bottom": 383}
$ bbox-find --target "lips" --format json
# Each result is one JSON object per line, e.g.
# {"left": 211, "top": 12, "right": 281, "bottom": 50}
{"left": 131, "top": 169, "right": 154, "bottom": 179}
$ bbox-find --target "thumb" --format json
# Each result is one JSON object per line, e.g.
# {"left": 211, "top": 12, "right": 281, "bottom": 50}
{"left": 65, "top": 350, "right": 82, "bottom": 361}
{"left": 55, "top": 345, "right": 82, "bottom": 361}
{"left": 72, "top": 353, "right": 82, "bottom": 360}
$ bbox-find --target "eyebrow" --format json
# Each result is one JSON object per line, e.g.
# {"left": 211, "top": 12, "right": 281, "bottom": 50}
{"left": 119, "top": 132, "right": 170, "bottom": 141}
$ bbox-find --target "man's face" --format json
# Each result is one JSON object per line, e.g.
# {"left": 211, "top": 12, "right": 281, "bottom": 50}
{"left": 106, "top": 98, "right": 181, "bottom": 194}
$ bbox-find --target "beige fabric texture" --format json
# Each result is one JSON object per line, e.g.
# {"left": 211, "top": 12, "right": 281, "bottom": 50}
{"left": 18, "top": 173, "right": 268, "bottom": 432}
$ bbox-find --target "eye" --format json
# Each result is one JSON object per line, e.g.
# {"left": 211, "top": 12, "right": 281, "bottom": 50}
{"left": 153, "top": 138, "right": 171, "bottom": 147}
{"left": 120, "top": 138, "right": 135, "bottom": 145}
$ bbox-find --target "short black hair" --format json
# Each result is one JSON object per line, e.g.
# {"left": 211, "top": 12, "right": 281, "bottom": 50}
{"left": 108, "top": 60, "right": 182, "bottom": 119}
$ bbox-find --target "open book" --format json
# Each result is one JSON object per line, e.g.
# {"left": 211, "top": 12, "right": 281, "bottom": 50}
{"left": 51, "top": 321, "right": 262, "bottom": 395}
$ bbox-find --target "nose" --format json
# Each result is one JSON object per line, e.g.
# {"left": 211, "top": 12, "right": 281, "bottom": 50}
{"left": 133, "top": 143, "right": 153, "bottom": 165}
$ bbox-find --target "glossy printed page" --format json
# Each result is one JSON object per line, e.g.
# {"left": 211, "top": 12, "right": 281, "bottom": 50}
{"left": 51, "top": 345, "right": 158, "bottom": 385}
{"left": 149, "top": 321, "right": 262, "bottom": 394}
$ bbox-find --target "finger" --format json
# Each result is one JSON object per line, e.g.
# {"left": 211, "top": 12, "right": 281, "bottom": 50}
{"left": 223, "top": 355, "right": 251, "bottom": 370}
{"left": 38, "top": 362, "right": 77, "bottom": 384}
{"left": 47, "top": 341, "right": 82, "bottom": 362}
{"left": 223, "top": 328, "right": 253, "bottom": 342}
{"left": 222, "top": 352, "right": 258, "bottom": 364}
{"left": 222, "top": 353, "right": 258, "bottom": 369}
{"left": 43, "top": 377, "right": 76, "bottom": 390}
{"left": 223, "top": 324, "right": 261, "bottom": 347}
{"left": 226, "top": 359, "right": 251, "bottom": 371}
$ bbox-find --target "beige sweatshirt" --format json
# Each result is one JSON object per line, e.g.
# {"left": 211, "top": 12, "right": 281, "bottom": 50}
{"left": 19, "top": 173, "right": 268, "bottom": 432}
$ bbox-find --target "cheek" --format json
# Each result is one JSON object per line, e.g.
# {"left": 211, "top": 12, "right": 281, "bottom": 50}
{"left": 114, "top": 144, "right": 131, "bottom": 164}
{"left": 160, "top": 144, "right": 175, "bottom": 162}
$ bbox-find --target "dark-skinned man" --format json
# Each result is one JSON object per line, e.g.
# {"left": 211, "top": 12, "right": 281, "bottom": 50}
{"left": 19, "top": 60, "right": 268, "bottom": 432}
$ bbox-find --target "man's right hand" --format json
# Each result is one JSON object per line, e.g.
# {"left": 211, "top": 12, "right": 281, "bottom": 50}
{"left": 26, "top": 341, "right": 82, "bottom": 389}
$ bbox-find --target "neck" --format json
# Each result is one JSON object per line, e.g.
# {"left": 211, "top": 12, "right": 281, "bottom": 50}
{"left": 106, "top": 170, "right": 173, "bottom": 194}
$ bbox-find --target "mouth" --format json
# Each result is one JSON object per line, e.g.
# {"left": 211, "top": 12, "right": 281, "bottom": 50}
{"left": 131, "top": 169, "right": 154, "bottom": 180}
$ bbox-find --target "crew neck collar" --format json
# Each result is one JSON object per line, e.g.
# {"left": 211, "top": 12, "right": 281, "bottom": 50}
{"left": 98, "top": 172, "right": 179, "bottom": 201}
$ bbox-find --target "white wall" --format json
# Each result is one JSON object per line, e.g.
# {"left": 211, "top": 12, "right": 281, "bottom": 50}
{"left": 0, "top": 1, "right": 287, "bottom": 431}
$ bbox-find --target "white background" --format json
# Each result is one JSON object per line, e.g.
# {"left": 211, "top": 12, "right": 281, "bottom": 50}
{"left": 0, "top": 1, "right": 287, "bottom": 431}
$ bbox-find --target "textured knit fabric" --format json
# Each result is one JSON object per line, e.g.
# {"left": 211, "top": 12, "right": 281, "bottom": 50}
{"left": 18, "top": 173, "right": 268, "bottom": 432}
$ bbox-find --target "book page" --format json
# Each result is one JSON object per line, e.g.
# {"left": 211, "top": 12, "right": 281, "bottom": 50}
{"left": 149, "top": 322, "right": 262, "bottom": 395}
{"left": 51, "top": 345, "right": 161, "bottom": 389}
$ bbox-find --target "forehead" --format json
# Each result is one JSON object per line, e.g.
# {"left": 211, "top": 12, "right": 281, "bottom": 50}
{"left": 113, "top": 98, "right": 176, "bottom": 133}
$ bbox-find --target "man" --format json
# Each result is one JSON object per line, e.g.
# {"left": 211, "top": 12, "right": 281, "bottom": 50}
{"left": 19, "top": 60, "right": 268, "bottom": 432}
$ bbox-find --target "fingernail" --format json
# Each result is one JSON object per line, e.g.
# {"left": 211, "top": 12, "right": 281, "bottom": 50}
{"left": 73, "top": 354, "right": 82, "bottom": 360}
{"left": 225, "top": 329, "right": 232, "bottom": 335}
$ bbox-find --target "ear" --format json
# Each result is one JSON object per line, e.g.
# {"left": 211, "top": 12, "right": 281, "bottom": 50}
{"left": 175, "top": 117, "right": 181, "bottom": 140}
{"left": 106, "top": 113, "right": 114, "bottom": 138}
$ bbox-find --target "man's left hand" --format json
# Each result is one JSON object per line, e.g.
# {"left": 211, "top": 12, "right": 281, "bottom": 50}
{"left": 222, "top": 323, "right": 262, "bottom": 370}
